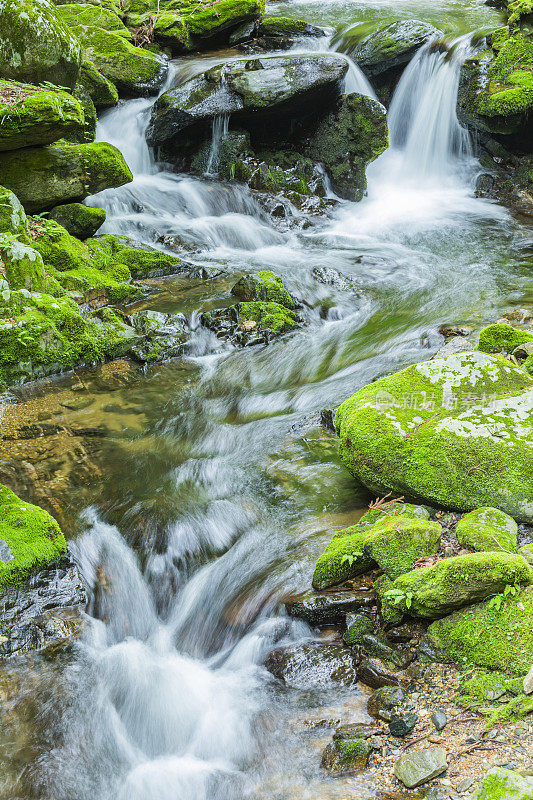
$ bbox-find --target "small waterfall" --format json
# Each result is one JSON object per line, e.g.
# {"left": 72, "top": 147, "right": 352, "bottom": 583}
{"left": 387, "top": 35, "right": 473, "bottom": 179}
{"left": 205, "top": 114, "right": 230, "bottom": 177}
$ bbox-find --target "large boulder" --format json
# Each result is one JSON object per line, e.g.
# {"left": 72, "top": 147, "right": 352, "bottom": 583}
{"left": 305, "top": 92, "right": 388, "bottom": 200}
{"left": 75, "top": 59, "right": 119, "bottom": 110}
{"left": 352, "top": 20, "right": 442, "bottom": 78}
{"left": 0, "top": 142, "right": 132, "bottom": 212}
{"left": 146, "top": 54, "right": 349, "bottom": 148}
{"left": 427, "top": 585, "right": 533, "bottom": 675}
{"left": 56, "top": 2, "right": 132, "bottom": 36}
{"left": 0, "top": 484, "right": 66, "bottom": 590}
{"left": 382, "top": 551, "right": 533, "bottom": 619}
{"left": 74, "top": 25, "right": 168, "bottom": 97}
{"left": 47, "top": 202, "right": 106, "bottom": 239}
{"left": 0, "top": 81, "right": 85, "bottom": 152}
{"left": 0, "top": 0, "right": 81, "bottom": 89}
{"left": 335, "top": 352, "right": 533, "bottom": 522}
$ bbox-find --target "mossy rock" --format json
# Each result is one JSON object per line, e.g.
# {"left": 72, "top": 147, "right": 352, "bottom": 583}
{"left": 519, "top": 543, "right": 533, "bottom": 565}
{"left": 257, "top": 16, "right": 325, "bottom": 38}
{"left": 427, "top": 585, "right": 533, "bottom": 675}
{"left": 71, "top": 83, "right": 98, "bottom": 143}
{"left": 0, "top": 484, "right": 67, "bottom": 589}
{"left": 343, "top": 613, "right": 375, "bottom": 645}
{"left": 359, "top": 503, "right": 430, "bottom": 525}
{"left": 231, "top": 270, "right": 294, "bottom": 308}
{"left": 365, "top": 515, "right": 442, "bottom": 580}
{"left": 0, "top": 81, "right": 85, "bottom": 152}
{"left": 321, "top": 736, "right": 372, "bottom": 774}
{"left": 0, "top": 234, "right": 61, "bottom": 294}
{"left": 456, "top": 507, "right": 518, "bottom": 553}
{"left": 305, "top": 93, "right": 388, "bottom": 201}
{"left": 0, "top": 0, "right": 81, "bottom": 89}
{"left": 457, "top": 668, "right": 523, "bottom": 707}
{"left": 0, "top": 185, "right": 29, "bottom": 237}
{"left": 383, "top": 551, "right": 533, "bottom": 620}
{"left": 237, "top": 301, "right": 297, "bottom": 335}
{"left": 0, "top": 141, "right": 132, "bottom": 213}
{"left": 476, "top": 322, "right": 533, "bottom": 354}
{"left": 74, "top": 24, "right": 168, "bottom": 97}
{"left": 85, "top": 233, "right": 182, "bottom": 277}
{"left": 352, "top": 19, "right": 443, "bottom": 78}
{"left": 56, "top": 3, "right": 132, "bottom": 37}
{"left": 76, "top": 59, "right": 118, "bottom": 110}
{"left": 47, "top": 203, "right": 106, "bottom": 239}
{"left": 474, "top": 767, "right": 533, "bottom": 800}
{"left": 335, "top": 351, "right": 533, "bottom": 522}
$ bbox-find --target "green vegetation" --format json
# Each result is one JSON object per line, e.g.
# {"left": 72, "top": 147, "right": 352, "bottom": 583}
{"left": 456, "top": 507, "right": 518, "bottom": 553}
{"left": 476, "top": 323, "right": 533, "bottom": 354}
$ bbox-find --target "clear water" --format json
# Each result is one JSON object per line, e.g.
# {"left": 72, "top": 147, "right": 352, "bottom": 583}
{"left": 2, "top": 26, "right": 533, "bottom": 800}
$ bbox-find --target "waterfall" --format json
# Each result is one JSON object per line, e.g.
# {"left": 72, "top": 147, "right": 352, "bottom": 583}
{"left": 387, "top": 35, "right": 474, "bottom": 180}
{"left": 205, "top": 114, "right": 230, "bottom": 177}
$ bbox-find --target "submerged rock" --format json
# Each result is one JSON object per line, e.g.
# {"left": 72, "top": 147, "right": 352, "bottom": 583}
{"left": 335, "top": 351, "right": 533, "bottom": 522}
{"left": 265, "top": 643, "right": 358, "bottom": 688}
{"left": 0, "top": 142, "right": 132, "bottom": 212}
{"left": 0, "top": 81, "right": 85, "bottom": 152}
{"left": 146, "top": 54, "right": 349, "bottom": 148}
{"left": 456, "top": 506, "right": 518, "bottom": 553}
{"left": 304, "top": 92, "right": 388, "bottom": 201}
{"left": 358, "top": 656, "right": 410, "bottom": 689}
{"left": 381, "top": 551, "right": 533, "bottom": 619}
{"left": 0, "top": 0, "right": 81, "bottom": 89}
{"left": 352, "top": 20, "right": 442, "bottom": 78}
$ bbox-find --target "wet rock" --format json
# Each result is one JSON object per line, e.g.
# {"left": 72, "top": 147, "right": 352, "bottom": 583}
{"left": 231, "top": 271, "right": 295, "bottom": 307}
{"left": 256, "top": 17, "right": 326, "bottom": 40}
{"left": 0, "top": 550, "right": 87, "bottom": 659}
{"left": 334, "top": 722, "right": 382, "bottom": 739}
{"left": 305, "top": 92, "right": 388, "bottom": 201}
{"left": 352, "top": 20, "right": 443, "bottom": 78}
{"left": 312, "top": 266, "right": 361, "bottom": 293}
{"left": 343, "top": 612, "right": 376, "bottom": 645}
{"left": 387, "top": 622, "right": 426, "bottom": 644}
{"left": 358, "top": 656, "right": 410, "bottom": 689}
{"left": 201, "top": 297, "right": 298, "bottom": 346}
{"left": 389, "top": 711, "right": 418, "bottom": 737}
{"left": 394, "top": 746, "right": 448, "bottom": 788}
{"left": 367, "top": 685, "right": 405, "bottom": 721}
{"left": 321, "top": 733, "right": 372, "bottom": 775}
{"left": 285, "top": 589, "right": 375, "bottom": 627}
{"left": 361, "top": 633, "right": 413, "bottom": 668}
{"left": 147, "top": 54, "right": 349, "bottom": 149}
{"left": 432, "top": 711, "right": 447, "bottom": 731}
{"left": 265, "top": 643, "right": 357, "bottom": 689}
{"left": 432, "top": 336, "right": 474, "bottom": 358}
{"left": 439, "top": 323, "right": 473, "bottom": 339}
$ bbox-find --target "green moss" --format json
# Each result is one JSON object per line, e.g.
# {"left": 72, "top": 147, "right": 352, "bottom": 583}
{"left": 456, "top": 507, "right": 518, "bottom": 553}
{"left": 478, "top": 33, "right": 533, "bottom": 118}
{"left": 76, "top": 59, "right": 118, "bottom": 110}
{"left": 0, "top": 80, "right": 85, "bottom": 151}
{"left": 383, "top": 551, "right": 533, "bottom": 619}
{"left": 335, "top": 351, "right": 533, "bottom": 523}
{"left": 312, "top": 527, "right": 374, "bottom": 589}
{"left": 0, "top": 233, "right": 62, "bottom": 294}
{"left": 0, "top": 141, "right": 132, "bottom": 213}
{"left": 457, "top": 669, "right": 522, "bottom": 708}
{"left": 85, "top": 234, "right": 182, "bottom": 277}
{"left": 0, "top": 185, "right": 28, "bottom": 237}
{"left": 374, "top": 574, "right": 404, "bottom": 625}
{"left": 231, "top": 270, "right": 294, "bottom": 307}
{"left": 476, "top": 323, "right": 533, "bottom": 354}
{"left": 74, "top": 24, "right": 167, "bottom": 97}
{"left": 0, "top": 484, "right": 66, "bottom": 589}
{"left": 238, "top": 301, "right": 296, "bottom": 334}
{"left": 524, "top": 354, "right": 533, "bottom": 375}
{"left": 475, "top": 767, "right": 533, "bottom": 800}
{"left": 71, "top": 84, "right": 98, "bottom": 143}
{"left": 427, "top": 585, "right": 533, "bottom": 675}
{"left": 56, "top": 3, "right": 131, "bottom": 36}
{"left": 482, "top": 695, "right": 533, "bottom": 729}
{"left": 47, "top": 203, "right": 106, "bottom": 239}
{"left": 365, "top": 515, "right": 442, "bottom": 579}
{"left": 359, "top": 503, "right": 430, "bottom": 525}
{"left": 343, "top": 613, "right": 375, "bottom": 645}
{"left": 257, "top": 16, "right": 311, "bottom": 36}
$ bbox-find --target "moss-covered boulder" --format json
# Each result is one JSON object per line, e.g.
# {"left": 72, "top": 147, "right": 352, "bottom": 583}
{"left": 237, "top": 301, "right": 296, "bottom": 334}
{"left": 57, "top": 2, "right": 131, "bottom": 36}
{"left": 474, "top": 767, "right": 533, "bottom": 800}
{"left": 0, "top": 141, "right": 132, "bottom": 213}
{"left": 364, "top": 516, "right": 441, "bottom": 580}
{"left": 74, "top": 25, "right": 168, "bottom": 97}
{"left": 147, "top": 54, "right": 348, "bottom": 148}
{"left": 0, "top": 234, "right": 59, "bottom": 293}
{"left": 312, "top": 525, "right": 375, "bottom": 590}
{"left": 335, "top": 351, "right": 533, "bottom": 522}
{"left": 456, "top": 507, "right": 518, "bottom": 553}
{"left": 47, "top": 203, "right": 106, "bottom": 239}
{"left": 476, "top": 322, "right": 533, "bottom": 354}
{"left": 352, "top": 20, "right": 442, "bottom": 78}
{"left": 321, "top": 734, "right": 372, "bottom": 775}
{"left": 85, "top": 233, "right": 182, "bottom": 278}
{"left": 0, "top": 81, "right": 85, "bottom": 152}
{"left": 0, "top": 185, "right": 28, "bottom": 236}
{"left": 231, "top": 270, "right": 295, "bottom": 307}
{"left": 305, "top": 93, "right": 388, "bottom": 201}
{"left": 427, "top": 585, "right": 533, "bottom": 675}
{"left": 382, "top": 551, "right": 533, "bottom": 619}
{"left": 0, "top": 0, "right": 81, "bottom": 89}
{"left": 0, "top": 484, "right": 67, "bottom": 589}
{"left": 75, "top": 59, "right": 118, "bottom": 110}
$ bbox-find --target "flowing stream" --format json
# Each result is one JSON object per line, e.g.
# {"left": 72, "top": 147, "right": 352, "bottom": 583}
{"left": 9, "top": 27, "right": 533, "bottom": 800}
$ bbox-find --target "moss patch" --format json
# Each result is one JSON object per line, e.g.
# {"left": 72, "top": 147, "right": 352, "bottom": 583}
{"left": 476, "top": 323, "right": 533, "bottom": 354}
{"left": 456, "top": 507, "right": 518, "bottom": 553}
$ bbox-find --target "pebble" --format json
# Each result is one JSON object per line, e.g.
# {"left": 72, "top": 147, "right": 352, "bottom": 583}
{"left": 389, "top": 711, "right": 418, "bottom": 737}
{"left": 455, "top": 777, "right": 474, "bottom": 793}
{"left": 432, "top": 711, "right": 448, "bottom": 731}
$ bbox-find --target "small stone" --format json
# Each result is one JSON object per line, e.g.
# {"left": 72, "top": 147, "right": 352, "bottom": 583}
{"left": 523, "top": 664, "right": 533, "bottom": 695}
{"left": 367, "top": 685, "right": 405, "bottom": 720}
{"left": 432, "top": 711, "right": 448, "bottom": 731}
{"left": 394, "top": 746, "right": 448, "bottom": 788}
{"left": 389, "top": 711, "right": 418, "bottom": 737}
{"left": 455, "top": 777, "right": 474, "bottom": 793}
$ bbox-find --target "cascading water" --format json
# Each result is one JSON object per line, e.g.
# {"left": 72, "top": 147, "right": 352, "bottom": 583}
{"left": 17, "top": 26, "right": 530, "bottom": 800}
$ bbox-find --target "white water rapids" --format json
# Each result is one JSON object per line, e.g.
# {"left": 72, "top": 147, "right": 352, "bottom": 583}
{"left": 27, "top": 35, "right": 529, "bottom": 800}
